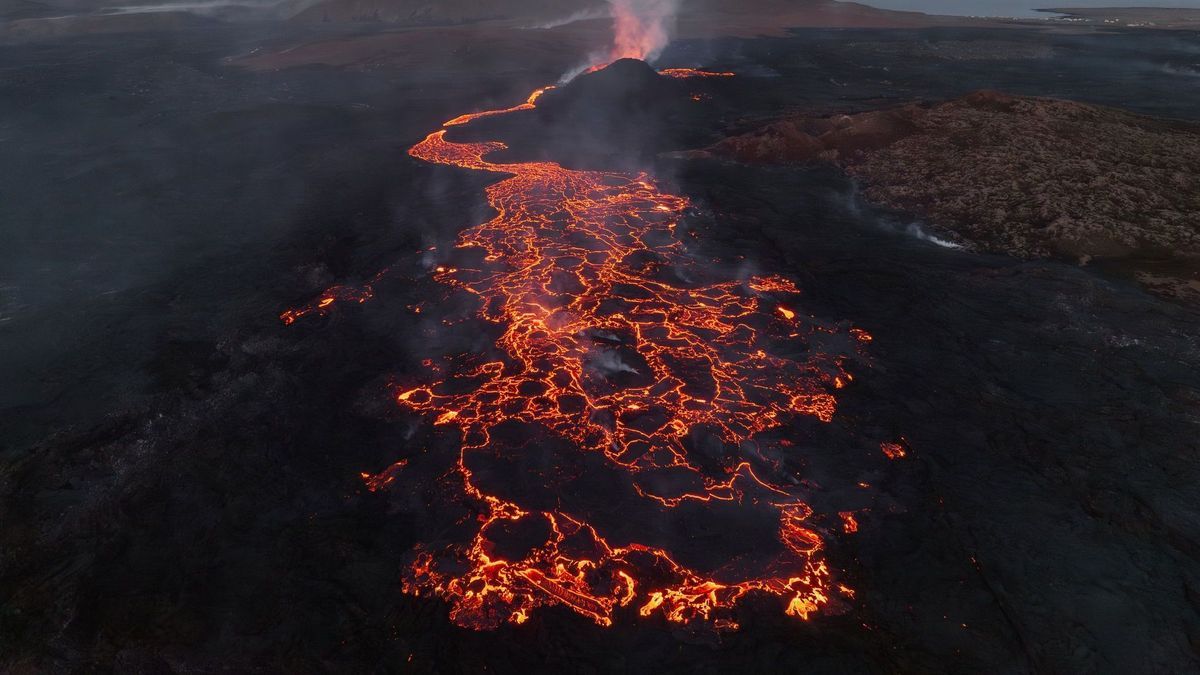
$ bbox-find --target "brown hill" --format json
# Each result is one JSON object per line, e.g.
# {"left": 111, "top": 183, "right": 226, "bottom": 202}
{"left": 708, "top": 91, "right": 1200, "bottom": 302}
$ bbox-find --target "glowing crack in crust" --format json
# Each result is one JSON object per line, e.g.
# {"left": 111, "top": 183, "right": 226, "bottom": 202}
{"left": 288, "top": 67, "right": 873, "bottom": 631}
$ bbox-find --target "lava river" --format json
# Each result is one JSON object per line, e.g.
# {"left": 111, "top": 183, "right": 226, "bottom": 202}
{"left": 284, "top": 65, "right": 874, "bottom": 631}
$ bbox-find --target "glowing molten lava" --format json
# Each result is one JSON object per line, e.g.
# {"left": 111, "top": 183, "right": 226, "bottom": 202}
{"left": 443, "top": 87, "right": 555, "bottom": 128}
{"left": 658, "top": 68, "right": 736, "bottom": 79}
{"left": 287, "top": 65, "right": 874, "bottom": 631}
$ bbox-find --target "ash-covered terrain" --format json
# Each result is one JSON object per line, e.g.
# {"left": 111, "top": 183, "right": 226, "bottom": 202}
{"left": 3, "top": 4, "right": 1200, "bottom": 673}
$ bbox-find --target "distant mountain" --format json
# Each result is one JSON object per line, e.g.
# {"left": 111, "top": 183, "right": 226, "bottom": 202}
{"left": 290, "top": 0, "right": 603, "bottom": 25}
{"left": 0, "top": 0, "right": 987, "bottom": 32}
{"left": 288, "top": 0, "right": 955, "bottom": 28}
{"left": 677, "top": 0, "right": 966, "bottom": 35}
{"left": 1, "top": 10, "right": 219, "bottom": 41}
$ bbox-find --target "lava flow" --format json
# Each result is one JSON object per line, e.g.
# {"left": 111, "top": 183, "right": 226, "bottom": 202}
{"left": 287, "top": 64, "right": 873, "bottom": 631}
{"left": 657, "top": 68, "right": 735, "bottom": 79}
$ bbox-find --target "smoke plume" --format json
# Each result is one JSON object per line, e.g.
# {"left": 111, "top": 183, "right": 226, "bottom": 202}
{"left": 608, "top": 0, "right": 680, "bottom": 61}
{"left": 524, "top": 7, "right": 610, "bottom": 30}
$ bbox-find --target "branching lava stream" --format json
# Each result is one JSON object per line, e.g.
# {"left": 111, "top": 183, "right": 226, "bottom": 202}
{"left": 285, "top": 64, "right": 873, "bottom": 631}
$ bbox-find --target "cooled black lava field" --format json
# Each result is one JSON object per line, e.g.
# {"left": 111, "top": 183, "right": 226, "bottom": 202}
{"left": 3, "top": 13, "right": 1200, "bottom": 674}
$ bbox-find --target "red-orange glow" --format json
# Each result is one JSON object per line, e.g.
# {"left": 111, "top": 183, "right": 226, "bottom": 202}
{"left": 362, "top": 459, "right": 408, "bottom": 492}
{"left": 443, "top": 86, "right": 555, "bottom": 127}
{"left": 585, "top": 65, "right": 734, "bottom": 81}
{"left": 284, "top": 64, "right": 870, "bottom": 631}
{"left": 839, "top": 511, "right": 859, "bottom": 533}
{"left": 279, "top": 268, "right": 387, "bottom": 325}
{"left": 609, "top": 0, "right": 672, "bottom": 61}
{"left": 658, "top": 68, "right": 735, "bottom": 79}
{"left": 748, "top": 275, "right": 800, "bottom": 294}
{"left": 881, "top": 442, "right": 906, "bottom": 460}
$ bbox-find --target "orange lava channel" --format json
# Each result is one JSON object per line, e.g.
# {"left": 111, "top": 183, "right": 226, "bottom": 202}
{"left": 301, "top": 66, "right": 872, "bottom": 631}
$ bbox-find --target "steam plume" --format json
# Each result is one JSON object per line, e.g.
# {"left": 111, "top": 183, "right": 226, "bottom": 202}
{"left": 608, "top": 0, "right": 680, "bottom": 61}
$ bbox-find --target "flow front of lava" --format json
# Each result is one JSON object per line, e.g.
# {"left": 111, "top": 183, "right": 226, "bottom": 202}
{"left": 288, "top": 65, "right": 874, "bottom": 632}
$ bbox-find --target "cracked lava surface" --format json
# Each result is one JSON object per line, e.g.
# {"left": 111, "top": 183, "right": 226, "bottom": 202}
{"left": 284, "top": 65, "right": 875, "bottom": 631}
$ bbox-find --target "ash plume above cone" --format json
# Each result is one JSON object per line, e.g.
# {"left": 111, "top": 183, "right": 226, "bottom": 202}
{"left": 608, "top": 0, "right": 681, "bottom": 61}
